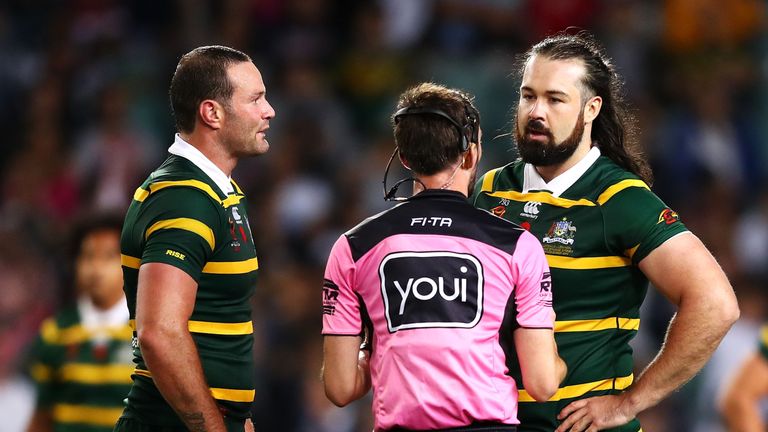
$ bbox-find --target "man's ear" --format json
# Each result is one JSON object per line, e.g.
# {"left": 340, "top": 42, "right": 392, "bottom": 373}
{"left": 198, "top": 99, "right": 224, "bottom": 130}
{"left": 398, "top": 153, "right": 411, "bottom": 171}
{"left": 584, "top": 95, "right": 602, "bottom": 124}
{"left": 462, "top": 143, "right": 480, "bottom": 169}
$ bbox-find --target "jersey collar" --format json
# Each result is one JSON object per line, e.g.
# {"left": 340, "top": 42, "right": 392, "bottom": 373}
{"left": 523, "top": 146, "right": 601, "bottom": 197}
{"left": 78, "top": 295, "right": 129, "bottom": 331}
{"left": 168, "top": 134, "right": 235, "bottom": 195}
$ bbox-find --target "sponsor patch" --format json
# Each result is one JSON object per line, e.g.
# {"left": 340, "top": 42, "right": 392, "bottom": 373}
{"left": 539, "top": 271, "right": 553, "bottom": 307}
{"left": 165, "top": 249, "right": 186, "bottom": 260}
{"left": 520, "top": 201, "right": 542, "bottom": 219}
{"left": 379, "top": 251, "right": 484, "bottom": 332}
{"left": 322, "top": 279, "right": 339, "bottom": 315}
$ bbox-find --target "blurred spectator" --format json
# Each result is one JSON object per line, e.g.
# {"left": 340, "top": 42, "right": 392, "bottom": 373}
{"left": 25, "top": 212, "right": 132, "bottom": 432}
{"left": 73, "top": 84, "right": 159, "bottom": 211}
{"left": 0, "top": 233, "right": 57, "bottom": 432}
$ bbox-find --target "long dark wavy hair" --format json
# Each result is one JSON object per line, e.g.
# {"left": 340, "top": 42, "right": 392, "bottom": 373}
{"left": 520, "top": 32, "right": 653, "bottom": 185}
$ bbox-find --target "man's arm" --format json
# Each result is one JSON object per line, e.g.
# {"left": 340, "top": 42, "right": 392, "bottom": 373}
{"left": 719, "top": 352, "right": 768, "bottom": 432}
{"left": 136, "top": 262, "right": 226, "bottom": 432}
{"left": 514, "top": 328, "right": 566, "bottom": 401}
{"left": 556, "top": 233, "right": 739, "bottom": 431}
{"left": 321, "top": 335, "right": 371, "bottom": 407}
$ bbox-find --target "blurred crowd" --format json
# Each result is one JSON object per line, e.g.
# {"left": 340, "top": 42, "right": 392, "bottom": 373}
{"left": 0, "top": 0, "right": 767, "bottom": 431}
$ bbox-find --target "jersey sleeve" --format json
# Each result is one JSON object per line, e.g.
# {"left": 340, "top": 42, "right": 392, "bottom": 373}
{"left": 511, "top": 231, "right": 555, "bottom": 329}
{"left": 602, "top": 186, "right": 688, "bottom": 264}
{"left": 322, "top": 235, "right": 362, "bottom": 335}
{"left": 137, "top": 187, "right": 222, "bottom": 281}
{"left": 27, "top": 318, "right": 57, "bottom": 408}
{"left": 760, "top": 325, "right": 768, "bottom": 361}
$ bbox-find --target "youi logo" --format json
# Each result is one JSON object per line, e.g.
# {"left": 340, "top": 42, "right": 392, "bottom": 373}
{"left": 379, "top": 251, "right": 484, "bottom": 332}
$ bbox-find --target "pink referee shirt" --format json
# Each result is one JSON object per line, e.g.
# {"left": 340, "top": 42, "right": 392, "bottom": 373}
{"left": 322, "top": 190, "right": 554, "bottom": 431}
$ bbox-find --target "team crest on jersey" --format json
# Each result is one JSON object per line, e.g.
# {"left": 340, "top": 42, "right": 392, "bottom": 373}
{"left": 543, "top": 217, "right": 577, "bottom": 245}
{"left": 520, "top": 201, "right": 542, "bottom": 219}
{"left": 491, "top": 205, "right": 506, "bottom": 217}
{"left": 658, "top": 208, "right": 679, "bottom": 225}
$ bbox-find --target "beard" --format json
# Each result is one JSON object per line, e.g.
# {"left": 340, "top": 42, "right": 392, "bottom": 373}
{"left": 515, "top": 109, "right": 585, "bottom": 167}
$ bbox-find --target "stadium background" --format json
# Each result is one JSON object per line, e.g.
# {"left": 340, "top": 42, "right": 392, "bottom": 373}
{"left": 0, "top": 0, "right": 766, "bottom": 431}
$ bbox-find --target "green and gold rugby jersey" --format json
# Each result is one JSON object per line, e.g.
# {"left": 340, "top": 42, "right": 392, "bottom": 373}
{"left": 28, "top": 306, "right": 134, "bottom": 432}
{"left": 472, "top": 154, "right": 687, "bottom": 432}
{"left": 760, "top": 325, "right": 768, "bottom": 361}
{"left": 120, "top": 154, "right": 258, "bottom": 426}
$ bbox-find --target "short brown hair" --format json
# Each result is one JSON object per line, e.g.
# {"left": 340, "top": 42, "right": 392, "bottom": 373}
{"left": 392, "top": 83, "right": 479, "bottom": 176}
{"left": 169, "top": 45, "right": 251, "bottom": 133}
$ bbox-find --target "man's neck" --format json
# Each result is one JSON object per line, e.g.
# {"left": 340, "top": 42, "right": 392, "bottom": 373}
{"left": 534, "top": 141, "right": 592, "bottom": 183}
{"left": 414, "top": 168, "right": 470, "bottom": 197}
{"left": 180, "top": 132, "right": 237, "bottom": 176}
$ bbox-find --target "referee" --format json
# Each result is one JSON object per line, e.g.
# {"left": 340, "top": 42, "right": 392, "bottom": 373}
{"left": 321, "top": 82, "right": 566, "bottom": 432}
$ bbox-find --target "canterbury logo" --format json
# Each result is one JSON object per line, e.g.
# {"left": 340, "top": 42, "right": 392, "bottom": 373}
{"left": 522, "top": 201, "right": 541, "bottom": 216}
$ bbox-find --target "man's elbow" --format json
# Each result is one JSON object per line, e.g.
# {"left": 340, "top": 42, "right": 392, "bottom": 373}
{"left": 323, "top": 382, "right": 357, "bottom": 407}
{"left": 523, "top": 377, "right": 559, "bottom": 402}
{"left": 136, "top": 324, "right": 179, "bottom": 358}
{"left": 714, "top": 289, "right": 740, "bottom": 329}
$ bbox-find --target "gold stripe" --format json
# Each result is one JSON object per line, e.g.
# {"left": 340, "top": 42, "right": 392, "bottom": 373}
{"left": 41, "top": 321, "right": 132, "bottom": 345}
{"left": 222, "top": 194, "right": 244, "bottom": 208}
{"left": 59, "top": 364, "right": 134, "bottom": 385}
{"left": 546, "top": 254, "right": 631, "bottom": 270}
{"left": 134, "top": 180, "right": 247, "bottom": 208}
{"left": 210, "top": 387, "right": 255, "bottom": 402}
{"left": 121, "top": 254, "right": 141, "bottom": 269}
{"left": 52, "top": 404, "right": 124, "bottom": 427}
{"left": 761, "top": 326, "right": 768, "bottom": 346}
{"left": 480, "top": 168, "right": 502, "bottom": 193}
{"left": 188, "top": 320, "right": 253, "bottom": 335}
{"left": 625, "top": 244, "right": 640, "bottom": 260}
{"left": 40, "top": 318, "right": 59, "bottom": 344}
{"left": 519, "top": 374, "right": 634, "bottom": 402}
{"left": 487, "top": 190, "right": 596, "bottom": 208}
{"left": 555, "top": 317, "right": 640, "bottom": 333}
{"left": 231, "top": 179, "right": 244, "bottom": 194}
{"left": 139, "top": 180, "right": 222, "bottom": 203}
{"left": 132, "top": 368, "right": 253, "bottom": 402}
{"left": 134, "top": 368, "right": 152, "bottom": 378}
{"left": 129, "top": 319, "right": 253, "bottom": 335}
{"left": 202, "top": 258, "right": 259, "bottom": 274}
{"left": 145, "top": 218, "right": 215, "bottom": 251}
{"left": 133, "top": 187, "right": 150, "bottom": 202}
{"left": 30, "top": 363, "right": 52, "bottom": 382}
{"left": 596, "top": 179, "right": 649, "bottom": 204}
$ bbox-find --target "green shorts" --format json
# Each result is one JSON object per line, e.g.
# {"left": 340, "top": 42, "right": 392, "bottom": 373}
{"left": 114, "top": 416, "right": 246, "bottom": 432}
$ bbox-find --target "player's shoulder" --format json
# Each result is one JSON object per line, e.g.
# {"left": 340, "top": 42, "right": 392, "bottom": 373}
{"left": 579, "top": 156, "right": 654, "bottom": 205}
{"left": 476, "top": 160, "right": 524, "bottom": 195}
{"left": 38, "top": 305, "right": 81, "bottom": 344}
{"left": 136, "top": 156, "right": 227, "bottom": 209}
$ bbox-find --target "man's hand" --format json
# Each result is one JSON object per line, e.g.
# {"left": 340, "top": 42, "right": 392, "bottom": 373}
{"left": 245, "top": 418, "right": 255, "bottom": 432}
{"left": 555, "top": 394, "right": 635, "bottom": 432}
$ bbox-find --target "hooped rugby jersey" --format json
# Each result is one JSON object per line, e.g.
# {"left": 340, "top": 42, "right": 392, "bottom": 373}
{"left": 472, "top": 151, "right": 688, "bottom": 432}
{"left": 120, "top": 154, "right": 258, "bottom": 426}
{"left": 28, "top": 305, "right": 133, "bottom": 432}
{"left": 322, "top": 189, "right": 555, "bottom": 431}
